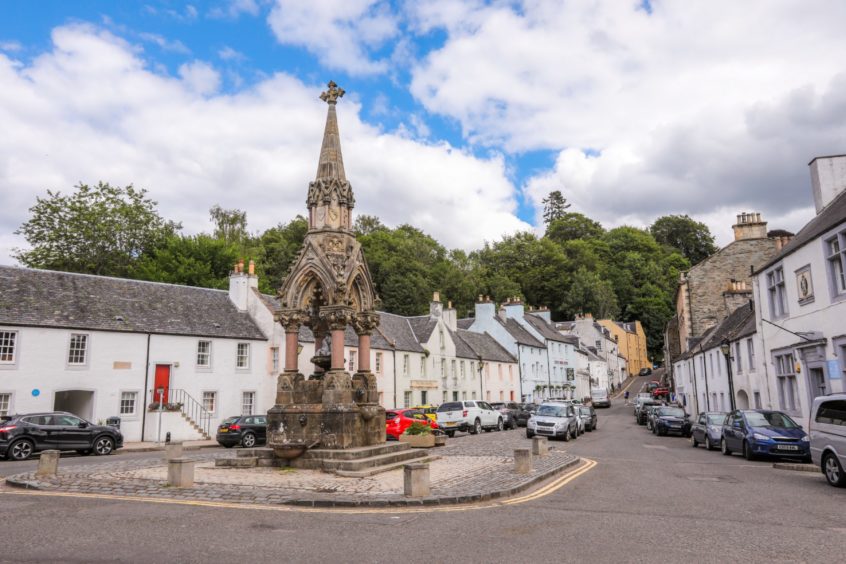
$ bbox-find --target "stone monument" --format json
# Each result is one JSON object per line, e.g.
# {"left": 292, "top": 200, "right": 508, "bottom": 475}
{"left": 268, "top": 81, "right": 385, "bottom": 454}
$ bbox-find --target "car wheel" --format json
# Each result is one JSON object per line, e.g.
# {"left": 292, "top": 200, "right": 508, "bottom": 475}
{"left": 721, "top": 438, "right": 732, "bottom": 456}
{"left": 526, "top": 430, "right": 534, "bottom": 439}
{"left": 7, "top": 439, "right": 34, "bottom": 461}
{"left": 496, "top": 418, "right": 504, "bottom": 432}
{"left": 704, "top": 436, "right": 713, "bottom": 451}
{"left": 241, "top": 432, "right": 257, "bottom": 448}
{"left": 94, "top": 436, "right": 115, "bottom": 456}
{"left": 593, "top": 421, "right": 598, "bottom": 431}
{"left": 472, "top": 419, "right": 482, "bottom": 435}
{"left": 77, "top": 449, "right": 93, "bottom": 456}
{"left": 563, "top": 428, "right": 571, "bottom": 442}
{"left": 823, "top": 453, "right": 846, "bottom": 487}
{"left": 446, "top": 431, "right": 455, "bottom": 438}
{"left": 743, "top": 440, "right": 756, "bottom": 461}
{"left": 690, "top": 434, "right": 699, "bottom": 448}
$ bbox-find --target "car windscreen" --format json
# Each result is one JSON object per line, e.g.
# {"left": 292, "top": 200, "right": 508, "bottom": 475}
{"left": 437, "top": 402, "right": 464, "bottom": 412}
{"left": 745, "top": 411, "right": 798, "bottom": 428}
{"left": 579, "top": 407, "right": 592, "bottom": 414}
{"left": 385, "top": 412, "right": 398, "bottom": 420}
{"left": 707, "top": 414, "right": 726, "bottom": 425}
{"left": 537, "top": 405, "right": 569, "bottom": 417}
{"left": 658, "top": 407, "right": 685, "bottom": 417}
{"left": 490, "top": 403, "right": 504, "bottom": 408}
{"left": 222, "top": 417, "right": 240, "bottom": 425}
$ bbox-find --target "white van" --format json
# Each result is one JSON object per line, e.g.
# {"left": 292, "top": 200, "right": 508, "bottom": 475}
{"left": 591, "top": 388, "right": 610, "bottom": 408}
{"left": 809, "top": 393, "right": 846, "bottom": 488}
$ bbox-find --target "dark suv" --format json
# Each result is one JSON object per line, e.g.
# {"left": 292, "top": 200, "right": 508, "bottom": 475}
{"left": 0, "top": 412, "right": 124, "bottom": 460}
{"left": 490, "top": 402, "right": 520, "bottom": 429}
{"left": 216, "top": 415, "right": 267, "bottom": 448}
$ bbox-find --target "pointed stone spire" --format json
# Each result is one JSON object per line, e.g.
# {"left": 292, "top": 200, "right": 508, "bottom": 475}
{"left": 307, "top": 81, "right": 355, "bottom": 231}
{"left": 315, "top": 81, "right": 347, "bottom": 182}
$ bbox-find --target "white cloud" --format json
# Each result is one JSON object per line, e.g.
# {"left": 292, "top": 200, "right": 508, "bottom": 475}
{"left": 267, "top": 0, "right": 398, "bottom": 75}
{"left": 0, "top": 40, "right": 22, "bottom": 52}
{"left": 218, "top": 45, "right": 246, "bottom": 61}
{"left": 408, "top": 1, "right": 846, "bottom": 244}
{"left": 0, "top": 24, "right": 528, "bottom": 264}
{"left": 138, "top": 32, "right": 190, "bottom": 54}
{"left": 209, "top": 0, "right": 261, "bottom": 20}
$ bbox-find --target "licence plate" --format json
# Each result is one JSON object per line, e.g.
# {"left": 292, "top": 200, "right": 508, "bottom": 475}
{"left": 219, "top": 428, "right": 228, "bottom": 433}
{"left": 777, "top": 444, "right": 799, "bottom": 451}
{"left": 445, "top": 422, "right": 456, "bottom": 427}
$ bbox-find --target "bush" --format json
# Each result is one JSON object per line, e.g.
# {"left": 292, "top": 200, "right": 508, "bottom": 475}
{"left": 403, "top": 422, "right": 433, "bottom": 436}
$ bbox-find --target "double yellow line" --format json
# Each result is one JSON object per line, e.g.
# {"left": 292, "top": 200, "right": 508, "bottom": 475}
{"left": 0, "top": 458, "right": 597, "bottom": 514}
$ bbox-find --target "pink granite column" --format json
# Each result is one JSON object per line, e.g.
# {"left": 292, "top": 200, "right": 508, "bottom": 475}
{"left": 285, "top": 330, "right": 299, "bottom": 371}
{"left": 357, "top": 334, "right": 371, "bottom": 372}
{"left": 331, "top": 328, "right": 345, "bottom": 371}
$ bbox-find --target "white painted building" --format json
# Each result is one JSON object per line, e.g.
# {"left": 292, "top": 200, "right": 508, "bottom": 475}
{"left": 751, "top": 155, "right": 846, "bottom": 423}
{"left": 0, "top": 264, "right": 275, "bottom": 442}
{"left": 557, "top": 313, "right": 626, "bottom": 390}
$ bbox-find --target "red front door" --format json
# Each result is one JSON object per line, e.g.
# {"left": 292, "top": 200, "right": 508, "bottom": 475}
{"left": 153, "top": 364, "right": 171, "bottom": 403}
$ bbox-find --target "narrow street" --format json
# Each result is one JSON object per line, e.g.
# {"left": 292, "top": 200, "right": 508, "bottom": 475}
{"left": 1, "top": 381, "right": 842, "bottom": 563}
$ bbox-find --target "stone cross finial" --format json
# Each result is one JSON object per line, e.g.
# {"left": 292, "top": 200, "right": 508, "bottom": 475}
{"left": 320, "top": 81, "right": 345, "bottom": 105}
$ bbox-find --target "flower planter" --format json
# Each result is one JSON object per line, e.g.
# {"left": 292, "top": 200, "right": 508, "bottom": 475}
{"left": 399, "top": 434, "right": 436, "bottom": 448}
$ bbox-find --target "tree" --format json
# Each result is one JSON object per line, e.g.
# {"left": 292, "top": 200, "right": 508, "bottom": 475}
{"left": 541, "top": 190, "right": 571, "bottom": 225}
{"left": 649, "top": 214, "right": 718, "bottom": 266}
{"left": 545, "top": 213, "right": 604, "bottom": 244}
{"left": 132, "top": 234, "right": 239, "bottom": 289}
{"left": 625, "top": 284, "right": 674, "bottom": 361}
{"left": 14, "top": 182, "right": 179, "bottom": 276}
{"left": 209, "top": 205, "right": 248, "bottom": 247}
{"left": 353, "top": 214, "right": 386, "bottom": 236}
{"left": 559, "top": 267, "right": 620, "bottom": 320}
{"left": 255, "top": 216, "right": 308, "bottom": 293}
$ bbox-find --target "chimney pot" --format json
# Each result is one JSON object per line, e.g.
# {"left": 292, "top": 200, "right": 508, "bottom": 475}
{"left": 248, "top": 260, "right": 255, "bottom": 275}
{"left": 433, "top": 291, "right": 440, "bottom": 302}
{"left": 447, "top": 300, "right": 453, "bottom": 309}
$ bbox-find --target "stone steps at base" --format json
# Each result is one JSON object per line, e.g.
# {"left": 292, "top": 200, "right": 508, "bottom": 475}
{"left": 292, "top": 447, "right": 428, "bottom": 472}
{"left": 237, "top": 448, "right": 275, "bottom": 459}
{"left": 334, "top": 455, "right": 439, "bottom": 478}
{"left": 298, "top": 442, "right": 410, "bottom": 461}
{"left": 215, "top": 457, "right": 257, "bottom": 468}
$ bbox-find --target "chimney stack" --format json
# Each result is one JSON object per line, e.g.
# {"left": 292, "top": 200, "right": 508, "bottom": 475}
{"left": 809, "top": 155, "right": 846, "bottom": 214}
{"left": 732, "top": 212, "right": 768, "bottom": 241}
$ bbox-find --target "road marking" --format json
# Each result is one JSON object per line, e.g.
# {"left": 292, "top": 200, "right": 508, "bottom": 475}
{"left": 0, "top": 459, "right": 597, "bottom": 515}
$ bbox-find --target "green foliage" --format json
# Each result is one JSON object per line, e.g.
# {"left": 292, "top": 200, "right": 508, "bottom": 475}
{"left": 559, "top": 267, "right": 620, "bottom": 320}
{"left": 541, "top": 190, "right": 571, "bottom": 224}
{"left": 649, "top": 214, "right": 718, "bottom": 266}
{"left": 545, "top": 213, "right": 604, "bottom": 244}
{"left": 14, "top": 182, "right": 180, "bottom": 276}
{"left": 403, "top": 421, "right": 433, "bottom": 436}
{"left": 625, "top": 284, "right": 675, "bottom": 362}
{"left": 255, "top": 216, "right": 308, "bottom": 293}
{"left": 132, "top": 234, "right": 238, "bottom": 289}
{"left": 209, "top": 205, "right": 248, "bottom": 247}
{"left": 353, "top": 214, "right": 386, "bottom": 236}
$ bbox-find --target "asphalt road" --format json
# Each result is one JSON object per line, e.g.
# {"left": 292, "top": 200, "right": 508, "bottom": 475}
{"left": 1, "top": 377, "right": 843, "bottom": 563}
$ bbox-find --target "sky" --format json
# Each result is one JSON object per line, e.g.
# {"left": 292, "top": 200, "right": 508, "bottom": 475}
{"left": 2, "top": 0, "right": 845, "bottom": 265}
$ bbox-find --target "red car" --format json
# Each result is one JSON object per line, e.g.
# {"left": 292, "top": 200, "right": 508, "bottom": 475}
{"left": 386, "top": 408, "right": 438, "bottom": 440}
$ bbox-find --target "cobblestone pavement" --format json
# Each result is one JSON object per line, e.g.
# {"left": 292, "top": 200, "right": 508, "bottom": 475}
{"left": 5, "top": 428, "right": 580, "bottom": 507}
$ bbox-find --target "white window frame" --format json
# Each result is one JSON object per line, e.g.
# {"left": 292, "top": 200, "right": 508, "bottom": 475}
{"left": 419, "top": 356, "right": 426, "bottom": 377}
{"left": 766, "top": 267, "right": 788, "bottom": 318}
{"left": 747, "top": 338, "right": 755, "bottom": 371}
{"left": 825, "top": 232, "right": 846, "bottom": 299}
{"left": 402, "top": 354, "right": 409, "bottom": 376}
{"left": 460, "top": 360, "right": 466, "bottom": 379}
{"left": 236, "top": 342, "right": 250, "bottom": 369}
{"left": 67, "top": 333, "right": 89, "bottom": 366}
{"left": 403, "top": 390, "right": 412, "bottom": 408}
{"left": 0, "top": 330, "right": 18, "bottom": 366}
{"left": 349, "top": 350, "right": 357, "bottom": 373}
{"left": 774, "top": 351, "right": 799, "bottom": 413}
{"left": 196, "top": 340, "right": 212, "bottom": 368}
{"left": 375, "top": 352, "right": 382, "bottom": 374}
{"left": 202, "top": 391, "right": 217, "bottom": 414}
{"left": 119, "top": 391, "right": 139, "bottom": 417}
{"left": 241, "top": 391, "right": 256, "bottom": 415}
{"left": 734, "top": 341, "right": 743, "bottom": 374}
{"left": 0, "top": 392, "right": 12, "bottom": 416}
{"left": 271, "top": 347, "right": 279, "bottom": 373}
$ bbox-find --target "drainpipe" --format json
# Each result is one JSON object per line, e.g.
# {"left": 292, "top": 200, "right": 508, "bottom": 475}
{"left": 701, "top": 347, "right": 711, "bottom": 411}
{"left": 516, "top": 345, "right": 524, "bottom": 402}
{"left": 391, "top": 347, "right": 397, "bottom": 410}
{"left": 690, "top": 357, "right": 700, "bottom": 416}
{"left": 141, "top": 333, "right": 151, "bottom": 440}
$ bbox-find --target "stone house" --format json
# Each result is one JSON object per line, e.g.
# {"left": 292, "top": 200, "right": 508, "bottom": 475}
{"left": 751, "top": 154, "right": 846, "bottom": 423}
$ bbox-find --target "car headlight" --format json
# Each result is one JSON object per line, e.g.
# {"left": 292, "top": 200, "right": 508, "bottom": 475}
{"left": 752, "top": 433, "right": 770, "bottom": 441}
{"left": 801, "top": 435, "right": 810, "bottom": 442}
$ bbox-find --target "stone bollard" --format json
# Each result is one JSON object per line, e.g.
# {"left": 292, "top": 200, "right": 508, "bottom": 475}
{"left": 531, "top": 436, "right": 549, "bottom": 457}
{"left": 167, "top": 458, "right": 195, "bottom": 488}
{"left": 164, "top": 441, "right": 183, "bottom": 460}
{"left": 514, "top": 448, "right": 532, "bottom": 474}
{"left": 403, "top": 462, "right": 430, "bottom": 497}
{"left": 36, "top": 450, "right": 60, "bottom": 477}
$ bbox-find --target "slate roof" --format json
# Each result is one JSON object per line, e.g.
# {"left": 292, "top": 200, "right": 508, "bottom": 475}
{"left": 524, "top": 313, "right": 571, "bottom": 343}
{"left": 457, "top": 318, "right": 474, "bottom": 330}
{"left": 407, "top": 316, "right": 438, "bottom": 343}
{"left": 757, "top": 188, "right": 846, "bottom": 273}
{"left": 0, "top": 266, "right": 266, "bottom": 340}
{"left": 454, "top": 329, "right": 516, "bottom": 363}
{"left": 450, "top": 329, "right": 477, "bottom": 359}
{"left": 500, "top": 317, "right": 544, "bottom": 348}
{"left": 701, "top": 303, "right": 756, "bottom": 350}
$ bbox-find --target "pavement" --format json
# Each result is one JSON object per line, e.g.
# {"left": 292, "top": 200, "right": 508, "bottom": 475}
{"left": 1, "top": 376, "right": 843, "bottom": 563}
{"left": 119, "top": 439, "right": 219, "bottom": 452}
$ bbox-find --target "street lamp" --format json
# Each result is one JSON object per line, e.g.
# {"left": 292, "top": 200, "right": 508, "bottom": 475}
{"left": 719, "top": 338, "right": 737, "bottom": 411}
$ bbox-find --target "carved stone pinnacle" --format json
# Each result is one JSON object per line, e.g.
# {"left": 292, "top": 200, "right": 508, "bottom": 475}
{"left": 319, "top": 81, "right": 345, "bottom": 105}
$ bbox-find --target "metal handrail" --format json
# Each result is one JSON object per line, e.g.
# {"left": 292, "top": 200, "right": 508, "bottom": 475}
{"left": 149, "top": 388, "right": 212, "bottom": 438}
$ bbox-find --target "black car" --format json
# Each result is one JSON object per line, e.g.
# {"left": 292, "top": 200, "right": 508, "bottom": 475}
{"left": 635, "top": 399, "right": 663, "bottom": 425}
{"left": 0, "top": 412, "right": 124, "bottom": 460}
{"left": 652, "top": 406, "right": 691, "bottom": 436}
{"left": 216, "top": 415, "right": 267, "bottom": 448}
{"left": 490, "top": 402, "right": 520, "bottom": 430}
{"left": 513, "top": 403, "right": 538, "bottom": 427}
{"left": 579, "top": 405, "right": 598, "bottom": 431}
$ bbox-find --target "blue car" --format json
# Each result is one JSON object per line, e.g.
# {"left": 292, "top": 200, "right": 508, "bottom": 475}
{"left": 720, "top": 410, "right": 810, "bottom": 462}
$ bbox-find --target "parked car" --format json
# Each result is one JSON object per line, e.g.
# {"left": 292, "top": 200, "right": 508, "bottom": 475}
{"left": 809, "top": 394, "right": 846, "bottom": 487}
{"left": 514, "top": 403, "right": 538, "bottom": 427}
{"left": 579, "top": 405, "right": 598, "bottom": 432}
{"left": 720, "top": 410, "right": 811, "bottom": 462}
{"left": 436, "top": 401, "right": 503, "bottom": 437}
{"left": 411, "top": 405, "right": 438, "bottom": 424}
{"left": 644, "top": 405, "right": 664, "bottom": 431}
{"left": 651, "top": 385, "right": 671, "bottom": 400}
{"left": 635, "top": 398, "right": 663, "bottom": 425}
{"left": 639, "top": 367, "right": 653, "bottom": 377}
{"left": 690, "top": 412, "right": 728, "bottom": 451}
{"left": 216, "top": 415, "right": 268, "bottom": 448}
{"left": 651, "top": 406, "right": 691, "bottom": 436}
{"left": 590, "top": 388, "right": 611, "bottom": 408}
{"left": 526, "top": 403, "right": 580, "bottom": 441}
{"left": 490, "top": 402, "right": 520, "bottom": 430}
{"left": 0, "top": 412, "right": 124, "bottom": 460}
{"left": 385, "top": 409, "right": 439, "bottom": 440}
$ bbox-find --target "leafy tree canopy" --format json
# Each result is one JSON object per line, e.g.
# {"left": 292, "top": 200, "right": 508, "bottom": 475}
{"left": 545, "top": 213, "right": 605, "bottom": 244}
{"left": 649, "top": 214, "right": 718, "bottom": 265}
{"left": 541, "top": 190, "right": 571, "bottom": 225}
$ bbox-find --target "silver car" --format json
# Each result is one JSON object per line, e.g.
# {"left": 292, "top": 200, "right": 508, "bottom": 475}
{"left": 690, "top": 411, "right": 727, "bottom": 450}
{"left": 810, "top": 394, "right": 846, "bottom": 487}
{"left": 526, "top": 403, "right": 580, "bottom": 441}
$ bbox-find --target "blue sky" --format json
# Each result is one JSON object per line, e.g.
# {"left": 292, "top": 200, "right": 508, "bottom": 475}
{"left": 2, "top": 1, "right": 844, "bottom": 263}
